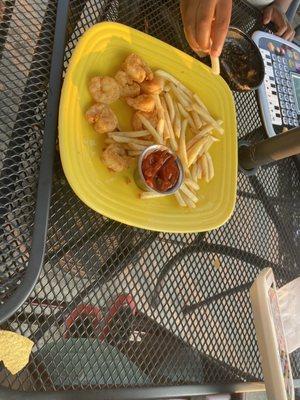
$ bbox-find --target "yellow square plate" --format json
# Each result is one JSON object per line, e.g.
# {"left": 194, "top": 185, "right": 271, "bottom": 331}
{"left": 59, "top": 22, "right": 237, "bottom": 233}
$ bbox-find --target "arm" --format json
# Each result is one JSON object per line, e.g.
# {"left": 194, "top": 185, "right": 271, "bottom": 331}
{"left": 263, "top": 0, "right": 295, "bottom": 41}
{"left": 274, "top": 0, "right": 293, "bottom": 13}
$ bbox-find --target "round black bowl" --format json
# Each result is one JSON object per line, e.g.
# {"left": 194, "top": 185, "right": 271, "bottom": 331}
{"left": 220, "top": 27, "right": 265, "bottom": 92}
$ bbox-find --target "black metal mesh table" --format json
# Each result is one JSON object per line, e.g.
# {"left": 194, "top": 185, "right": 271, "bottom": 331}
{"left": 0, "top": 0, "right": 300, "bottom": 397}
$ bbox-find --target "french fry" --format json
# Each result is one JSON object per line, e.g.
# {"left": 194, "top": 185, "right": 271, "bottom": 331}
{"left": 187, "top": 124, "right": 214, "bottom": 150}
{"left": 193, "top": 93, "right": 208, "bottom": 112}
{"left": 187, "top": 125, "right": 219, "bottom": 150}
{"left": 192, "top": 104, "right": 224, "bottom": 134}
{"left": 179, "top": 119, "right": 189, "bottom": 171}
{"left": 108, "top": 130, "right": 149, "bottom": 138}
{"left": 176, "top": 102, "right": 189, "bottom": 118}
{"left": 127, "top": 143, "right": 148, "bottom": 151}
{"left": 160, "top": 97, "right": 170, "bottom": 140}
{"left": 170, "top": 83, "right": 191, "bottom": 109}
{"left": 169, "top": 140, "right": 178, "bottom": 154}
{"left": 177, "top": 102, "right": 195, "bottom": 127}
{"left": 111, "top": 135, "right": 153, "bottom": 146}
{"left": 128, "top": 150, "right": 142, "bottom": 157}
{"left": 140, "top": 192, "right": 167, "bottom": 199}
{"left": 200, "top": 154, "right": 209, "bottom": 182}
{"left": 210, "top": 55, "right": 220, "bottom": 75}
{"left": 180, "top": 183, "right": 199, "bottom": 203}
{"left": 186, "top": 199, "right": 196, "bottom": 208}
{"left": 161, "top": 97, "right": 178, "bottom": 151}
{"left": 175, "top": 191, "right": 187, "bottom": 207}
{"left": 191, "top": 163, "right": 198, "bottom": 182}
{"left": 154, "top": 94, "right": 164, "bottom": 120}
{"left": 138, "top": 114, "right": 163, "bottom": 144}
{"left": 187, "top": 136, "right": 209, "bottom": 167}
{"left": 181, "top": 192, "right": 196, "bottom": 208}
{"left": 173, "top": 102, "right": 181, "bottom": 138}
{"left": 173, "top": 84, "right": 191, "bottom": 105}
{"left": 187, "top": 116, "right": 197, "bottom": 131}
{"left": 185, "top": 178, "right": 199, "bottom": 191}
{"left": 163, "top": 127, "right": 169, "bottom": 143}
{"left": 164, "top": 92, "right": 175, "bottom": 123}
{"left": 205, "top": 152, "right": 214, "bottom": 181}
{"left": 203, "top": 136, "right": 216, "bottom": 154}
{"left": 157, "top": 118, "right": 165, "bottom": 137}
{"left": 174, "top": 116, "right": 181, "bottom": 138}
{"left": 196, "top": 159, "right": 203, "bottom": 180}
{"left": 191, "top": 110, "right": 202, "bottom": 130}
{"left": 177, "top": 103, "right": 196, "bottom": 130}
{"left": 155, "top": 70, "right": 193, "bottom": 97}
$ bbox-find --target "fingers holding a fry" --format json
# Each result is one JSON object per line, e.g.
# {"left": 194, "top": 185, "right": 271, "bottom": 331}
{"left": 180, "top": 0, "right": 231, "bottom": 68}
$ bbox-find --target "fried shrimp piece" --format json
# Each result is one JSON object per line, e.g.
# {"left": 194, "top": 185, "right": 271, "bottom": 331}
{"left": 102, "top": 143, "right": 129, "bottom": 172}
{"left": 115, "top": 70, "right": 140, "bottom": 97}
{"left": 140, "top": 76, "right": 164, "bottom": 94}
{"left": 88, "top": 76, "right": 120, "bottom": 104}
{"left": 132, "top": 109, "right": 159, "bottom": 131}
{"left": 121, "top": 53, "right": 153, "bottom": 83}
{"left": 85, "top": 103, "right": 118, "bottom": 134}
{"left": 125, "top": 94, "right": 155, "bottom": 113}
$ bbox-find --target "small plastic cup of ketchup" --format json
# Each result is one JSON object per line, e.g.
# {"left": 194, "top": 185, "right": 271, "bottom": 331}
{"left": 134, "top": 145, "right": 184, "bottom": 194}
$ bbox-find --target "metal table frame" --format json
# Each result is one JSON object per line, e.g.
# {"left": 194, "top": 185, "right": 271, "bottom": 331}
{"left": 0, "top": 0, "right": 299, "bottom": 397}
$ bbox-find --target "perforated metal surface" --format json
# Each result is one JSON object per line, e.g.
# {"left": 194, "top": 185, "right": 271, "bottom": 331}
{"left": 0, "top": 0, "right": 300, "bottom": 394}
{"left": 0, "top": 0, "right": 56, "bottom": 306}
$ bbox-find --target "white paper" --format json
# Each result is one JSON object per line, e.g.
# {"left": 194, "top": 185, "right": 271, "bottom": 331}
{"left": 278, "top": 278, "right": 300, "bottom": 354}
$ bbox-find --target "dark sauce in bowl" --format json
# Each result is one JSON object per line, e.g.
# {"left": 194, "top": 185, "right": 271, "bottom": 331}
{"left": 220, "top": 27, "right": 265, "bottom": 92}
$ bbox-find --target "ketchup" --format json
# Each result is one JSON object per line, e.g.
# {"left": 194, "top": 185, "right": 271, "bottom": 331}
{"left": 142, "top": 150, "right": 180, "bottom": 192}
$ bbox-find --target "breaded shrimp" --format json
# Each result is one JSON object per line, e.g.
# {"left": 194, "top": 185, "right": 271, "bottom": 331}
{"left": 132, "top": 110, "right": 159, "bottom": 131}
{"left": 125, "top": 94, "right": 155, "bottom": 113}
{"left": 85, "top": 103, "right": 118, "bottom": 134}
{"left": 140, "top": 76, "right": 164, "bottom": 94}
{"left": 88, "top": 76, "right": 120, "bottom": 104}
{"left": 121, "top": 53, "right": 153, "bottom": 83}
{"left": 102, "top": 143, "right": 129, "bottom": 172}
{"left": 115, "top": 70, "right": 140, "bottom": 97}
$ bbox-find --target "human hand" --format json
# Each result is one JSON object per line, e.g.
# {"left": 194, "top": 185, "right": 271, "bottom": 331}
{"left": 263, "top": 4, "right": 295, "bottom": 41}
{"left": 180, "top": 0, "right": 232, "bottom": 57}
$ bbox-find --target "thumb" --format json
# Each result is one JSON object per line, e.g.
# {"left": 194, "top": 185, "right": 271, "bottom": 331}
{"left": 263, "top": 6, "right": 273, "bottom": 24}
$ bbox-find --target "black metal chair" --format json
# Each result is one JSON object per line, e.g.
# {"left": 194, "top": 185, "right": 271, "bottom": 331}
{"left": 286, "top": 0, "right": 300, "bottom": 22}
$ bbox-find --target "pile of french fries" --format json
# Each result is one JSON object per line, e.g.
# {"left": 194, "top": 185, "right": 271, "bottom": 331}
{"left": 105, "top": 70, "right": 223, "bottom": 208}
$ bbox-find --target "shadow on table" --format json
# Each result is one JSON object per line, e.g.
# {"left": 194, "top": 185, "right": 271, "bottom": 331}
{"left": 14, "top": 312, "right": 257, "bottom": 391}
